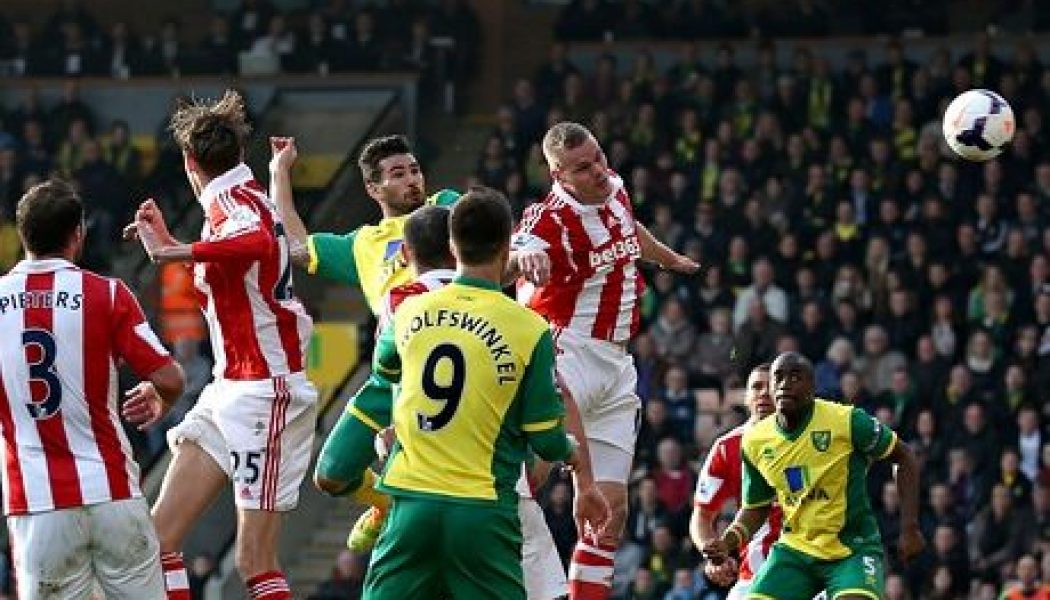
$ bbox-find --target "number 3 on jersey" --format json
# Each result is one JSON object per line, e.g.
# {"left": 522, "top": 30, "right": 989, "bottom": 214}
{"left": 417, "top": 343, "right": 465, "bottom": 432}
{"left": 22, "top": 329, "right": 62, "bottom": 420}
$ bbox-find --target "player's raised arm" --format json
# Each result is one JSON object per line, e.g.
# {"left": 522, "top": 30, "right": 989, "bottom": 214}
{"left": 635, "top": 222, "right": 699, "bottom": 274}
{"left": 851, "top": 408, "right": 925, "bottom": 563}
{"left": 269, "top": 136, "right": 311, "bottom": 268}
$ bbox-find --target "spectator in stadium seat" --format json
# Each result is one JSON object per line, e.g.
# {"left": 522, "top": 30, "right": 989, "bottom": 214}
{"left": 100, "top": 21, "right": 142, "bottom": 78}
{"left": 814, "top": 336, "right": 854, "bottom": 399}
{"left": 794, "top": 299, "right": 832, "bottom": 362}
{"left": 342, "top": 10, "right": 384, "bottom": 71}
{"left": 996, "top": 447, "right": 1034, "bottom": 507}
{"left": 883, "top": 289, "right": 923, "bottom": 357}
{"left": 930, "top": 294, "right": 962, "bottom": 361}
{"left": 855, "top": 324, "right": 908, "bottom": 395}
{"left": 911, "top": 335, "right": 949, "bottom": 404}
{"left": 733, "top": 298, "right": 785, "bottom": 378}
{"left": 229, "top": 0, "right": 276, "bottom": 51}
{"left": 970, "top": 484, "right": 1035, "bottom": 580}
{"left": 102, "top": 120, "right": 141, "bottom": 184}
{"left": 732, "top": 257, "right": 787, "bottom": 329}
{"left": 650, "top": 298, "right": 697, "bottom": 366}
{"left": 660, "top": 365, "right": 694, "bottom": 443}
{"left": 625, "top": 567, "right": 661, "bottom": 600}
{"left": 623, "top": 477, "right": 668, "bottom": 551}
{"left": 1017, "top": 406, "right": 1043, "bottom": 482}
{"left": 688, "top": 308, "right": 736, "bottom": 389}
{"left": 640, "top": 524, "right": 686, "bottom": 591}
{"left": 249, "top": 15, "right": 296, "bottom": 68}
{"left": 652, "top": 438, "right": 694, "bottom": 523}
{"left": 636, "top": 399, "right": 674, "bottom": 470}
{"left": 197, "top": 15, "right": 238, "bottom": 75}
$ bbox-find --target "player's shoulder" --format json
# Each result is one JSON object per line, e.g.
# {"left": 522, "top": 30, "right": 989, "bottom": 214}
{"left": 713, "top": 424, "right": 747, "bottom": 450}
{"left": 814, "top": 398, "right": 855, "bottom": 423}
{"left": 741, "top": 416, "right": 777, "bottom": 453}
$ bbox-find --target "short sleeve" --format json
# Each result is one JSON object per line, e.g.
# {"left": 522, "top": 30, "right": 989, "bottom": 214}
{"left": 111, "top": 280, "right": 173, "bottom": 377}
{"left": 741, "top": 449, "right": 775, "bottom": 508}
{"left": 518, "top": 330, "right": 565, "bottom": 432}
{"left": 511, "top": 204, "right": 554, "bottom": 254}
{"left": 695, "top": 439, "right": 737, "bottom": 511}
{"left": 429, "top": 189, "right": 461, "bottom": 207}
{"left": 851, "top": 408, "right": 897, "bottom": 460}
{"left": 307, "top": 231, "right": 359, "bottom": 285}
{"left": 372, "top": 321, "right": 400, "bottom": 384}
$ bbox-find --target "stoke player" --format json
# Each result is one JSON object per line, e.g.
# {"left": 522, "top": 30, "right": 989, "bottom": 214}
{"left": 129, "top": 91, "right": 315, "bottom": 600}
{"left": 511, "top": 122, "right": 698, "bottom": 599}
{"left": 366, "top": 201, "right": 586, "bottom": 600}
{"left": 690, "top": 364, "right": 781, "bottom": 599}
{"left": 268, "top": 137, "right": 554, "bottom": 551}
{"left": 0, "top": 180, "right": 185, "bottom": 599}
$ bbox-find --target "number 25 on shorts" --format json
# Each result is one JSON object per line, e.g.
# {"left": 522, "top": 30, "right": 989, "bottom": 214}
{"left": 231, "top": 450, "right": 265, "bottom": 484}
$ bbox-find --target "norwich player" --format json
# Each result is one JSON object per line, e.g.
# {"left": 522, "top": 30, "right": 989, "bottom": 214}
{"left": 364, "top": 188, "right": 606, "bottom": 600}
{"left": 270, "top": 136, "right": 553, "bottom": 550}
{"left": 702, "top": 352, "right": 925, "bottom": 600}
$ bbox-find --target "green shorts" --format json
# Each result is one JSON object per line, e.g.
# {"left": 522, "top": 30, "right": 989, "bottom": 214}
{"left": 313, "top": 374, "right": 393, "bottom": 491}
{"left": 749, "top": 543, "right": 885, "bottom": 600}
{"left": 364, "top": 496, "right": 525, "bottom": 600}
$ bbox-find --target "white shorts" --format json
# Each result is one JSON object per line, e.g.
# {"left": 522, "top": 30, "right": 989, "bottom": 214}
{"left": 167, "top": 372, "right": 318, "bottom": 511}
{"left": 8, "top": 497, "right": 164, "bottom": 600}
{"left": 554, "top": 327, "right": 640, "bottom": 483}
{"left": 520, "top": 496, "right": 568, "bottom": 600}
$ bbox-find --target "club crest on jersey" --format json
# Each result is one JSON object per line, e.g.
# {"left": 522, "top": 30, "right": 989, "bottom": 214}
{"left": 811, "top": 430, "right": 831, "bottom": 452}
{"left": 761, "top": 446, "right": 776, "bottom": 462}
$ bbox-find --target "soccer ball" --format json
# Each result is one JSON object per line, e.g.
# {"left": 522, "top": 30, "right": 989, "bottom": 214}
{"left": 942, "top": 89, "right": 1015, "bottom": 162}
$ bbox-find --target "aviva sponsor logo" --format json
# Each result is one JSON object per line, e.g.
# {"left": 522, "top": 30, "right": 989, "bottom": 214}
{"left": 782, "top": 465, "right": 830, "bottom": 506}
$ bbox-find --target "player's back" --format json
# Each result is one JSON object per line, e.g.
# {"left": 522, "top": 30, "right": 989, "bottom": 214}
{"left": 0, "top": 259, "right": 170, "bottom": 515}
{"left": 195, "top": 165, "right": 312, "bottom": 381}
{"left": 513, "top": 174, "right": 645, "bottom": 343}
{"left": 379, "top": 278, "right": 551, "bottom": 506}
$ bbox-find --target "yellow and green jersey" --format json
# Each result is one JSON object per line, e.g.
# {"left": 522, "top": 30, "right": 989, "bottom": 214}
{"left": 306, "top": 189, "right": 460, "bottom": 314}
{"left": 374, "top": 276, "right": 571, "bottom": 507}
{"left": 741, "top": 399, "right": 897, "bottom": 560}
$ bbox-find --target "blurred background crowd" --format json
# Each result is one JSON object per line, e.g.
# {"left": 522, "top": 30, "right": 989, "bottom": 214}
{"left": 3, "top": 0, "right": 1050, "bottom": 599}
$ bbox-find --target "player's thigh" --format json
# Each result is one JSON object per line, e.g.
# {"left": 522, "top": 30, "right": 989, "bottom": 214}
{"left": 520, "top": 497, "right": 568, "bottom": 600}
{"left": 8, "top": 508, "right": 94, "bottom": 600}
{"left": 444, "top": 502, "right": 525, "bottom": 600}
{"left": 315, "top": 405, "right": 385, "bottom": 488}
{"left": 823, "top": 546, "right": 885, "bottom": 600}
{"left": 88, "top": 498, "right": 165, "bottom": 600}
{"left": 748, "top": 544, "right": 823, "bottom": 600}
{"left": 215, "top": 375, "right": 317, "bottom": 512}
{"left": 152, "top": 439, "right": 228, "bottom": 549}
{"left": 363, "top": 497, "right": 445, "bottom": 600}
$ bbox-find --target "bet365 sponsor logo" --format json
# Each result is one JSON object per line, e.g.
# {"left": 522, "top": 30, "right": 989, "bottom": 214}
{"left": 589, "top": 235, "right": 640, "bottom": 270}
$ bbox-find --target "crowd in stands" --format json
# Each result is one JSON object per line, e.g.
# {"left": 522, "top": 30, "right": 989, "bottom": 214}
{"left": 553, "top": 0, "right": 1050, "bottom": 42}
{"left": 0, "top": 0, "right": 479, "bottom": 85}
{"left": 476, "top": 24, "right": 1050, "bottom": 600}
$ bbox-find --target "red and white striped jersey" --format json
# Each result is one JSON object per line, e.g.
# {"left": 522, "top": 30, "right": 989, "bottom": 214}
{"left": 695, "top": 424, "right": 782, "bottom": 582}
{"left": 191, "top": 164, "right": 312, "bottom": 381}
{"left": 0, "top": 259, "right": 173, "bottom": 516}
{"left": 377, "top": 268, "right": 456, "bottom": 331}
{"left": 512, "top": 173, "right": 645, "bottom": 344}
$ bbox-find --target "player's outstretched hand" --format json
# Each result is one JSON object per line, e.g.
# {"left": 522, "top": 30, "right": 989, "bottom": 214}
{"left": 701, "top": 539, "right": 729, "bottom": 565}
{"left": 703, "top": 557, "right": 738, "bottom": 587}
{"left": 573, "top": 484, "right": 610, "bottom": 540}
{"left": 664, "top": 253, "right": 700, "bottom": 274}
{"left": 516, "top": 249, "right": 551, "bottom": 286}
{"left": 122, "top": 382, "right": 168, "bottom": 430}
{"left": 269, "top": 136, "right": 298, "bottom": 172}
{"left": 898, "top": 525, "right": 925, "bottom": 565}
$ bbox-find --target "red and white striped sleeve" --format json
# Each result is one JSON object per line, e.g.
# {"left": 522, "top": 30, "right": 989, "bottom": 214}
{"left": 694, "top": 431, "right": 741, "bottom": 512}
{"left": 110, "top": 280, "right": 173, "bottom": 377}
{"left": 192, "top": 186, "right": 272, "bottom": 263}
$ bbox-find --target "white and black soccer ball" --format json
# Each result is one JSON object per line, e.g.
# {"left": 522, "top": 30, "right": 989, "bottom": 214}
{"left": 942, "top": 89, "right": 1015, "bottom": 162}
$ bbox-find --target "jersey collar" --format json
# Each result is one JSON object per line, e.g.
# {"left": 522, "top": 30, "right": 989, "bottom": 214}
{"left": 10, "top": 258, "right": 79, "bottom": 274}
{"left": 775, "top": 401, "right": 816, "bottom": 441}
{"left": 453, "top": 275, "right": 501, "bottom": 291}
{"left": 419, "top": 268, "right": 456, "bottom": 287}
{"left": 200, "top": 163, "right": 253, "bottom": 206}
